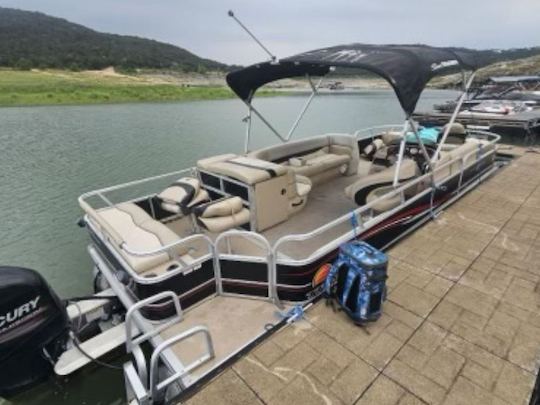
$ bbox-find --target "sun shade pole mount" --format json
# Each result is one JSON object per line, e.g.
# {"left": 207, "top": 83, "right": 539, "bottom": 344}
{"left": 392, "top": 120, "right": 410, "bottom": 187}
{"left": 285, "top": 75, "right": 324, "bottom": 141}
{"left": 228, "top": 10, "right": 276, "bottom": 62}
{"left": 431, "top": 70, "right": 477, "bottom": 163}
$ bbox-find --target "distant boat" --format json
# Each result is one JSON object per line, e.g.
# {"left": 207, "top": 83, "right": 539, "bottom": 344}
{"left": 435, "top": 75, "right": 540, "bottom": 113}
{"left": 327, "top": 80, "right": 345, "bottom": 90}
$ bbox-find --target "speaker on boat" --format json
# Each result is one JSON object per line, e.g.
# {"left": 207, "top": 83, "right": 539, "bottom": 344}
{"left": 0, "top": 266, "right": 69, "bottom": 397}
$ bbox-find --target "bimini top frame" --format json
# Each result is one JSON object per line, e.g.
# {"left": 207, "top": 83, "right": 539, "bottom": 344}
{"left": 226, "top": 43, "right": 498, "bottom": 185}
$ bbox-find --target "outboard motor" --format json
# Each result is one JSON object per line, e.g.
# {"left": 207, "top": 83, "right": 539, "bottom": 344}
{"left": 0, "top": 267, "right": 69, "bottom": 397}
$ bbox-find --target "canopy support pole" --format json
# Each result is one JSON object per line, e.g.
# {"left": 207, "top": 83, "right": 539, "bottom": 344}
{"left": 407, "top": 117, "right": 434, "bottom": 173}
{"left": 228, "top": 10, "right": 276, "bottom": 62}
{"left": 243, "top": 101, "right": 287, "bottom": 143}
{"left": 243, "top": 105, "right": 253, "bottom": 153}
{"left": 285, "top": 76, "right": 323, "bottom": 141}
{"left": 431, "top": 70, "right": 477, "bottom": 163}
{"left": 392, "top": 120, "right": 410, "bottom": 187}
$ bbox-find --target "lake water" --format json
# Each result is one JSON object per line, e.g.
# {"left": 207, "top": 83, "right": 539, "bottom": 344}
{"left": 0, "top": 90, "right": 458, "bottom": 404}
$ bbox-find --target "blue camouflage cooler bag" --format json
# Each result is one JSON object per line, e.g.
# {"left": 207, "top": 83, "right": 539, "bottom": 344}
{"left": 324, "top": 241, "right": 388, "bottom": 324}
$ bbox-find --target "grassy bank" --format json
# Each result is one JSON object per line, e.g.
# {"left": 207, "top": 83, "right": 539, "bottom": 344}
{"left": 0, "top": 69, "right": 243, "bottom": 106}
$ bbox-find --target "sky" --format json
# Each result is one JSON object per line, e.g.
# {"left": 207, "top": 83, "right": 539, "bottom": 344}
{"left": 1, "top": 0, "right": 539, "bottom": 65}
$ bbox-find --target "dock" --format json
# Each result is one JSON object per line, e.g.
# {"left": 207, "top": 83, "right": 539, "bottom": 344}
{"left": 413, "top": 110, "right": 540, "bottom": 141}
{"left": 183, "top": 146, "right": 540, "bottom": 405}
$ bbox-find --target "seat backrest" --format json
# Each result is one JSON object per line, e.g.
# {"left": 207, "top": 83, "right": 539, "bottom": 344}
{"left": 197, "top": 155, "right": 287, "bottom": 185}
{"left": 326, "top": 133, "right": 360, "bottom": 175}
{"left": 249, "top": 135, "right": 330, "bottom": 163}
{"left": 345, "top": 159, "right": 419, "bottom": 205}
{"left": 249, "top": 133, "right": 359, "bottom": 175}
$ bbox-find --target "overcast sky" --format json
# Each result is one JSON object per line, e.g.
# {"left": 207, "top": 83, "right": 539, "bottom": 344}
{"left": 2, "top": 0, "right": 539, "bottom": 65}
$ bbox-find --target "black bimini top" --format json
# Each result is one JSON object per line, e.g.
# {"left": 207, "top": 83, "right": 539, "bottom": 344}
{"left": 226, "top": 44, "right": 496, "bottom": 115}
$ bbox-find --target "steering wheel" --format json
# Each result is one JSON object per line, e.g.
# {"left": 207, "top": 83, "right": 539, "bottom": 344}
{"left": 385, "top": 141, "right": 438, "bottom": 171}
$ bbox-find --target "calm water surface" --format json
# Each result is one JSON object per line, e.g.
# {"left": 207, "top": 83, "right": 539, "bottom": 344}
{"left": 0, "top": 90, "right": 457, "bottom": 404}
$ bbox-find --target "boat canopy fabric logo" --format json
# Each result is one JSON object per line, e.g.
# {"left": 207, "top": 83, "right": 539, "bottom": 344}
{"left": 321, "top": 49, "right": 368, "bottom": 63}
{"left": 430, "top": 59, "right": 459, "bottom": 72}
{"left": 297, "top": 49, "right": 369, "bottom": 64}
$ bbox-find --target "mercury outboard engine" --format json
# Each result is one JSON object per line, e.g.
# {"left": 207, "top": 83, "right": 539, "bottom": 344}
{"left": 0, "top": 267, "right": 69, "bottom": 397}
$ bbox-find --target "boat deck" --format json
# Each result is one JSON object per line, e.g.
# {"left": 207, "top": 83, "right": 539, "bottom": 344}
{"left": 262, "top": 175, "right": 359, "bottom": 260}
{"left": 183, "top": 145, "right": 540, "bottom": 405}
{"left": 161, "top": 296, "right": 285, "bottom": 380}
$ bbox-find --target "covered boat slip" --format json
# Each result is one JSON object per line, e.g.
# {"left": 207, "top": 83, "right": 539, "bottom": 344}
{"left": 413, "top": 109, "right": 540, "bottom": 142}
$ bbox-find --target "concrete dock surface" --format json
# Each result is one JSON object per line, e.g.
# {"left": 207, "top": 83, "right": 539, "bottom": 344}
{"left": 185, "top": 146, "right": 540, "bottom": 405}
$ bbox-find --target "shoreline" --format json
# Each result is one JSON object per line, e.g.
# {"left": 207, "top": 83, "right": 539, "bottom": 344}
{"left": 0, "top": 68, "right": 457, "bottom": 107}
{"left": 0, "top": 68, "right": 393, "bottom": 107}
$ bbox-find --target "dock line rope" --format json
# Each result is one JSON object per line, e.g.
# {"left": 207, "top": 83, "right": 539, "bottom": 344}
{"left": 350, "top": 212, "right": 359, "bottom": 238}
{"left": 276, "top": 305, "right": 305, "bottom": 323}
{"left": 69, "top": 330, "right": 122, "bottom": 371}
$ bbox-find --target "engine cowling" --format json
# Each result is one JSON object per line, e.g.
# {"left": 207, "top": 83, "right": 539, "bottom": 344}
{"left": 0, "top": 267, "right": 69, "bottom": 397}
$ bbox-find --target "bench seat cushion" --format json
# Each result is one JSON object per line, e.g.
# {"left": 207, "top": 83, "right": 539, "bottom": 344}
{"left": 197, "top": 155, "right": 287, "bottom": 185}
{"left": 291, "top": 153, "right": 350, "bottom": 177}
{"left": 94, "top": 203, "right": 186, "bottom": 274}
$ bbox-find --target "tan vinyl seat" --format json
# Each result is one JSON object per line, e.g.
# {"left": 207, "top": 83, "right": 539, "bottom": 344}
{"left": 92, "top": 202, "right": 187, "bottom": 274}
{"left": 345, "top": 159, "right": 420, "bottom": 207}
{"left": 194, "top": 197, "right": 250, "bottom": 233}
{"left": 441, "top": 123, "right": 467, "bottom": 144}
{"left": 288, "top": 174, "right": 312, "bottom": 214}
{"left": 248, "top": 134, "right": 359, "bottom": 185}
{"left": 197, "top": 155, "right": 287, "bottom": 185}
{"left": 157, "top": 177, "right": 210, "bottom": 215}
{"left": 289, "top": 151, "right": 351, "bottom": 178}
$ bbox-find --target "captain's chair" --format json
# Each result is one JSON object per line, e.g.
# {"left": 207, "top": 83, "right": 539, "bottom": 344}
{"left": 439, "top": 123, "right": 467, "bottom": 145}
{"left": 156, "top": 177, "right": 210, "bottom": 215}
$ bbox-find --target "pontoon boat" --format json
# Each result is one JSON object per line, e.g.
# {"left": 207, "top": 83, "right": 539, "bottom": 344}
{"left": 0, "top": 44, "right": 502, "bottom": 404}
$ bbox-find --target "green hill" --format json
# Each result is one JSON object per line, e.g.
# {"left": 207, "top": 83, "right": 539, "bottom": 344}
{"left": 0, "top": 7, "right": 228, "bottom": 72}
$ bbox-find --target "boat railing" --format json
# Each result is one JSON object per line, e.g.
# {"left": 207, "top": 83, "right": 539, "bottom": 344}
{"left": 149, "top": 326, "right": 214, "bottom": 401}
{"left": 82, "top": 128, "right": 499, "bottom": 288}
{"left": 120, "top": 233, "right": 215, "bottom": 284}
{"left": 123, "top": 290, "right": 215, "bottom": 403}
{"left": 214, "top": 230, "right": 283, "bottom": 308}
{"left": 125, "top": 291, "right": 184, "bottom": 354}
{"left": 79, "top": 167, "right": 196, "bottom": 208}
{"left": 271, "top": 129, "right": 500, "bottom": 266}
{"left": 85, "top": 215, "right": 215, "bottom": 285}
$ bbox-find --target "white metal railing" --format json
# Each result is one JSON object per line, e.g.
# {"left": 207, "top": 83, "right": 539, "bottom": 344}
{"left": 272, "top": 129, "right": 500, "bottom": 265}
{"left": 85, "top": 216, "right": 215, "bottom": 285}
{"left": 214, "top": 230, "right": 282, "bottom": 308}
{"left": 82, "top": 128, "right": 500, "bottom": 293}
{"left": 124, "top": 290, "right": 215, "bottom": 403}
{"left": 125, "top": 291, "right": 183, "bottom": 354}
{"left": 79, "top": 167, "right": 215, "bottom": 285}
{"left": 149, "top": 326, "right": 214, "bottom": 400}
{"left": 79, "top": 167, "right": 196, "bottom": 206}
